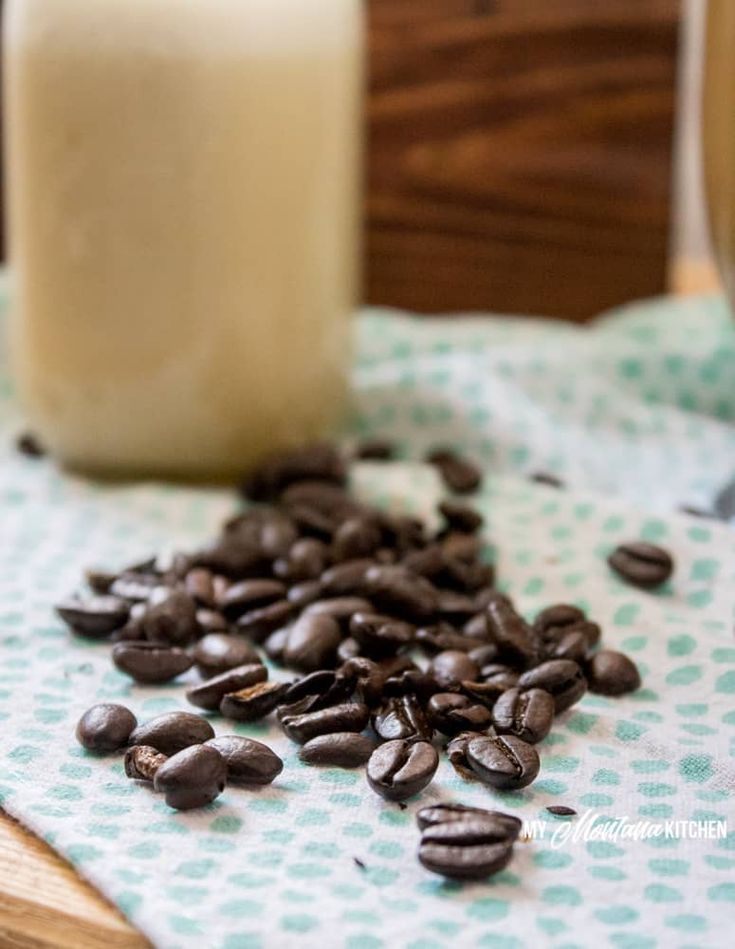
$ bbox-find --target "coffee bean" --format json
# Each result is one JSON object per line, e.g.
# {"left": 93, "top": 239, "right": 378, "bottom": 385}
{"left": 139, "top": 590, "right": 200, "bottom": 646}
{"left": 401, "top": 545, "right": 446, "bottom": 580}
{"left": 124, "top": 745, "right": 168, "bottom": 781}
{"left": 263, "top": 626, "right": 290, "bottom": 662}
{"left": 129, "top": 712, "right": 215, "bottom": 756}
{"left": 280, "top": 702, "right": 369, "bottom": 744}
{"left": 426, "top": 448, "right": 482, "bottom": 494}
{"left": 274, "top": 538, "right": 328, "bottom": 582}
{"left": 517, "top": 659, "right": 587, "bottom": 713}
{"left": 416, "top": 625, "right": 482, "bottom": 654}
{"left": 234, "top": 599, "right": 294, "bottom": 641}
{"left": 429, "top": 650, "right": 479, "bottom": 689}
{"left": 486, "top": 599, "right": 541, "bottom": 669}
{"left": 418, "top": 819, "right": 516, "bottom": 879}
{"left": 416, "top": 804, "right": 522, "bottom": 838}
{"left": 492, "top": 687, "right": 555, "bottom": 744}
{"left": 56, "top": 595, "right": 130, "bottom": 638}
{"left": 530, "top": 471, "right": 564, "bottom": 489}
{"left": 320, "top": 559, "right": 374, "bottom": 597}
{"left": 241, "top": 442, "right": 347, "bottom": 501}
{"left": 206, "top": 736, "right": 283, "bottom": 785}
{"left": 85, "top": 569, "right": 117, "bottom": 594}
{"left": 186, "top": 664, "right": 268, "bottom": 711}
{"left": 547, "top": 805, "right": 577, "bottom": 817}
{"left": 382, "top": 669, "right": 440, "bottom": 703}
{"left": 349, "top": 612, "right": 415, "bottom": 658}
{"left": 153, "top": 744, "right": 227, "bottom": 810}
{"left": 438, "top": 500, "right": 484, "bottom": 534}
{"left": 366, "top": 740, "right": 439, "bottom": 801}
{"left": 543, "top": 629, "right": 589, "bottom": 663}
{"left": 365, "top": 566, "right": 439, "bottom": 622}
{"left": 220, "top": 579, "right": 287, "bottom": 619}
{"left": 608, "top": 541, "right": 674, "bottom": 589}
{"left": 354, "top": 438, "right": 395, "bottom": 461}
{"left": 427, "top": 693, "right": 493, "bottom": 736}
{"left": 192, "top": 633, "right": 261, "bottom": 678}
{"left": 109, "top": 572, "right": 160, "bottom": 603}
{"left": 220, "top": 681, "right": 290, "bottom": 721}
{"left": 280, "top": 480, "right": 363, "bottom": 530}
{"left": 184, "top": 568, "right": 216, "bottom": 607}
{"left": 445, "top": 732, "right": 480, "bottom": 781}
{"left": 441, "top": 532, "right": 482, "bottom": 565}
{"left": 281, "top": 669, "right": 339, "bottom": 705}
{"left": 299, "top": 732, "right": 378, "bottom": 767}
{"left": 196, "top": 508, "right": 297, "bottom": 577}
{"left": 283, "top": 614, "right": 342, "bottom": 672}
{"left": 379, "top": 514, "right": 427, "bottom": 554}
{"left": 533, "top": 603, "right": 586, "bottom": 635}
{"left": 466, "top": 643, "right": 499, "bottom": 666}
{"left": 287, "top": 579, "right": 324, "bottom": 609}
{"left": 372, "top": 695, "right": 433, "bottom": 742}
{"left": 465, "top": 735, "right": 540, "bottom": 790}
{"left": 76, "top": 704, "right": 137, "bottom": 753}
{"left": 304, "top": 597, "right": 373, "bottom": 628}
{"left": 337, "top": 636, "right": 362, "bottom": 663}
{"left": 332, "top": 518, "right": 382, "bottom": 562}
{"left": 112, "top": 641, "right": 194, "bottom": 684}
{"left": 16, "top": 431, "right": 45, "bottom": 457}
{"left": 195, "top": 609, "right": 229, "bottom": 634}
{"left": 585, "top": 650, "right": 641, "bottom": 695}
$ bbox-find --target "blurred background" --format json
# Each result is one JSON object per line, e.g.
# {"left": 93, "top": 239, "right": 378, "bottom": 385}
{"left": 0, "top": 0, "right": 719, "bottom": 319}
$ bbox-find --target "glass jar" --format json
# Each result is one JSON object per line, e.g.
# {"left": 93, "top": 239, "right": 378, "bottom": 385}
{"left": 3, "top": 0, "right": 363, "bottom": 478}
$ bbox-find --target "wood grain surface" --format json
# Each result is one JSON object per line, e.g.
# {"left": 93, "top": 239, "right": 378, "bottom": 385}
{"left": 365, "top": 0, "right": 680, "bottom": 318}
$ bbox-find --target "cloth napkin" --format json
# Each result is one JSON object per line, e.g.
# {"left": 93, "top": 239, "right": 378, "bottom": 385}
{"left": 0, "top": 287, "right": 734, "bottom": 949}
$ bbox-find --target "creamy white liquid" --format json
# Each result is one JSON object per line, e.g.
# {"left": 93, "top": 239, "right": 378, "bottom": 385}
{"left": 3, "top": 0, "right": 363, "bottom": 478}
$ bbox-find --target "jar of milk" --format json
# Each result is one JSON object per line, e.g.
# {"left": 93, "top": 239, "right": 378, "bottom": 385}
{"left": 3, "top": 0, "right": 363, "bottom": 479}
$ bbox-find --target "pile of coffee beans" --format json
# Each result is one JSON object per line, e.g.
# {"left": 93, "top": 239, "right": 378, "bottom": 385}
{"left": 64, "top": 441, "right": 659, "bottom": 878}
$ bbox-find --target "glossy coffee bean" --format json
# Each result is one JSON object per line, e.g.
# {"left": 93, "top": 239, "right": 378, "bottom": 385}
{"left": 234, "top": 599, "right": 294, "bottom": 641}
{"left": 56, "top": 595, "right": 130, "bottom": 638}
{"left": 426, "top": 693, "right": 492, "bottom": 736}
{"left": 416, "top": 804, "right": 522, "bottom": 838}
{"left": 184, "top": 568, "right": 216, "bottom": 607}
{"left": 382, "top": 669, "right": 440, "bottom": 703}
{"left": 186, "top": 664, "right": 268, "bottom": 712}
{"left": 139, "top": 590, "right": 200, "bottom": 646}
{"left": 533, "top": 603, "right": 586, "bottom": 635}
{"left": 425, "top": 449, "right": 482, "bottom": 494}
{"left": 585, "top": 650, "right": 641, "bottom": 695}
{"left": 417, "top": 625, "right": 488, "bottom": 654}
{"left": 299, "top": 732, "right": 378, "bottom": 767}
{"left": 492, "top": 687, "right": 555, "bottom": 744}
{"left": 219, "top": 681, "right": 290, "bottom": 721}
{"left": 195, "top": 609, "right": 229, "bottom": 634}
{"left": 192, "top": 633, "right": 261, "bottom": 678}
{"left": 112, "top": 641, "right": 194, "bottom": 684}
{"left": 280, "top": 702, "right": 369, "bottom": 744}
{"left": 275, "top": 538, "right": 329, "bottom": 583}
{"left": 486, "top": 599, "right": 540, "bottom": 669}
{"left": 241, "top": 442, "right": 347, "bottom": 501}
{"left": 283, "top": 614, "right": 341, "bottom": 672}
{"left": 76, "top": 704, "right": 137, "bottom": 753}
{"left": 517, "top": 659, "right": 587, "bottom": 713}
{"left": 429, "top": 650, "right": 479, "bottom": 689}
{"left": 331, "top": 517, "right": 382, "bottom": 562}
{"left": 206, "top": 736, "right": 283, "bottom": 785}
{"left": 543, "top": 629, "right": 589, "bottom": 663}
{"left": 608, "top": 541, "right": 674, "bottom": 589}
{"left": 220, "top": 579, "right": 286, "bottom": 619}
{"left": 124, "top": 745, "right": 168, "bottom": 781}
{"left": 304, "top": 597, "right": 373, "bottom": 629}
{"left": 465, "top": 735, "right": 540, "bottom": 790}
{"left": 438, "top": 500, "right": 484, "bottom": 534}
{"left": 366, "top": 739, "right": 439, "bottom": 801}
{"left": 286, "top": 579, "right": 324, "bottom": 609}
{"left": 365, "top": 565, "right": 439, "bottom": 622}
{"left": 129, "top": 712, "right": 215, "bottom": 756}
{"left": 445, "top": 732, "right": 481, "bottom": 781}
{"left": 153, "top": 744, "right": 227, "bottom": 810}
{"left": 418, "top": 818, "right": 516, "bottom": 879}
{"left": 372, "top": 695, "right": 433, "bottom": 742}
{"left": 436, "top": 591, "right": 477, "bottom": 625}
{"left": 349, "top": 612, "right": 414, "bottom": 657}
{"left": 281, "top": 669, "right": 340, "bottom": 705}
{"left": 263, "top": 626, "right": 290, "bottom": 662}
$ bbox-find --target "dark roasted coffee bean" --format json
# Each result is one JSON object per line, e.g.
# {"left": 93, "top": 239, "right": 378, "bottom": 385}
{"left": 379, "top": 514, "right": 427, "bottom": 554}
{"left": 129, "top": 712, "right": 214, "bottom": 756}
{"left": 542, "top": 620, "right": 601, "bottom": 654}
{"left": 299, "top": 732, "right": 378, "bottom": 767}
{"left": 153, "top": 744, "right": 227, "bottom": 810}
{"left": 486, "top": 599, "right": 540, "bottom": 669}
{"left": 465, "top": 735, "right": 540, "bottom": 790}
{"left": 274, "top": 538, "right": 329, "bottom": 582}
{"left": 280, "top": 480, "right": 363, "bottom": 526}
{"left": 186, "top": 664, "right": 268, "bottom": 711}
{"left": 280, "top": 702, "right": 369, "bottom": 744}
{"left": 195, "top": 509, "right": 297, "bottom": 577}
{"left": 184, "top": 568, "right": 216, "bottom": 607}
{"left": 445, "top": 732, "right": 479, "bottom": 781}
{"left": 354, "top": 438, "right": 395, "bottom": 461}
{"left": 467, "top": 643, "right": 499, "bottom": 666}
{"left": 416, "top": 625, "right": 483, "bottom": 654}
{"left": 192, "top": 633, "right": 261, "bottom": 678}
{"left": 585, "top": 650, "right": 641, "bottom": 695}
{"left": 429, "top": 650, "right": 479, "bottom": 689}
{"left": 544, "top": 629, "right": 589, "bottom": 664}
{"left": 195, "top": 609, "right": 229, "bottom": 634}
{"left": 284, "top": 614, "right": 341, "bottom": 672}
{"left": 332, "top": 518, "right": 382, "bottom": 562}
{"left": 263, "top": 626, "right": 290, "bottom": 662}
{"left": 608, "top": 541, "right": 674, "bottom": 589}
{"left": 16, "top": 431, "right": 45, "bottom": 457}
{"left": 441, "top": 531, "right": 482, "bottom": 564}
{"left": 241, "top": 442, "right": 347, "bottom": 501}
{"left": 372, "top": 695, "right": 433, "bottom": 742}
{"left": 112, "top": 641, "right": 194, "bottom": 684}
{"left": 426, "top": 448, "right": 482, "bottom": 494}
{"left": 287, "top": 579, "right": 324, "bottom": 609}
{"left": 382, "top": 669, "right": 440, "bottom": 702}
{"left": 533, "top": 603, "right": 586, "bottom": 635}
{"left": 438, "top": 500, "right": 484, "bottom": 534}
{"left": 282, "top": 669, "right": 338, "bottom": 704}
{"left": 304, "top": 597, "right": 373, "bottom": 629}
{"left": 85, "top": 569, "right": 117, "bottom": 595}
{"left": 349, "top": 612, "right": 414, "bottom": 657}
{"left": 427, "top": 692, "right": 493, "bottom": 736}
{"left": 76, "top": 704, "right": 137, "bottom": 753}
{"left": 366, "top": 739, "right": 439, "bottom": 801}
{"left": 517, "top": 659, "right": 587, "bottom": 713}
{"left": 443, "top": 558, "right": 495, "bottom": 594}
{"left": 206, "top": 736, "right": 283, "bottom": 785}
{"left": 401, "top": 545, "right": 446, "bottom": 580}
{"left": 418, "top": 819, "right": 516, "bottom": 879}
{"left": 492, "top": 688, "right": 555, "bottom": 744}
{"left": 416, "top": 804, "right": 522, "bottom": 839}
{"left": 56, "top": 595, "right": 130, "bottom": 638}
{"left": 547, "top": 805, "right": 577, "bottom": 817}
{"left": 320, "top": 559, "right": 374, "bottom": 597}
{"left": 466, "top": 665, "right": 519, "bottom": 703}
{"left": 220, "top": 579, "right": 287, "bottom": 619}
{"left": 436, "top": 591, "right": 477, "bottom": 624}
{"left": 124, "top": 745, "right": 168, "bottom": 781}
{"left": 474, "top": 588, "right": 512, "bottom": 612}
{"left": 530, "top": 471, "right": 564, "bottom": 489}
{"left": 139, "top": 590, "right": 199, "bottom": 646}
{"left": 220, "top": 681, "right": 290, "bottom": 721}
{"left": 235, "top": 599, "right": 294, "bottom": 641}
{"left": 108, "top": 573, "right": 161, "bottom": 603}
{"left": 337, "top": 636, "right": 361, "bottom": 663}
{"left": 365, "top": 565, "right": 439, "bottom": 622}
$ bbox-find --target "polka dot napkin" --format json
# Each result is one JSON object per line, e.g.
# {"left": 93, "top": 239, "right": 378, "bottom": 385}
{"left": 1, "top": 290, "right": 734, "bottom": 949}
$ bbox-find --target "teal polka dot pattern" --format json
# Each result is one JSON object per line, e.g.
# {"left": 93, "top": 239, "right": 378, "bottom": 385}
{"left": 1, "top": 289, "right": 734, "bottom": 947}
